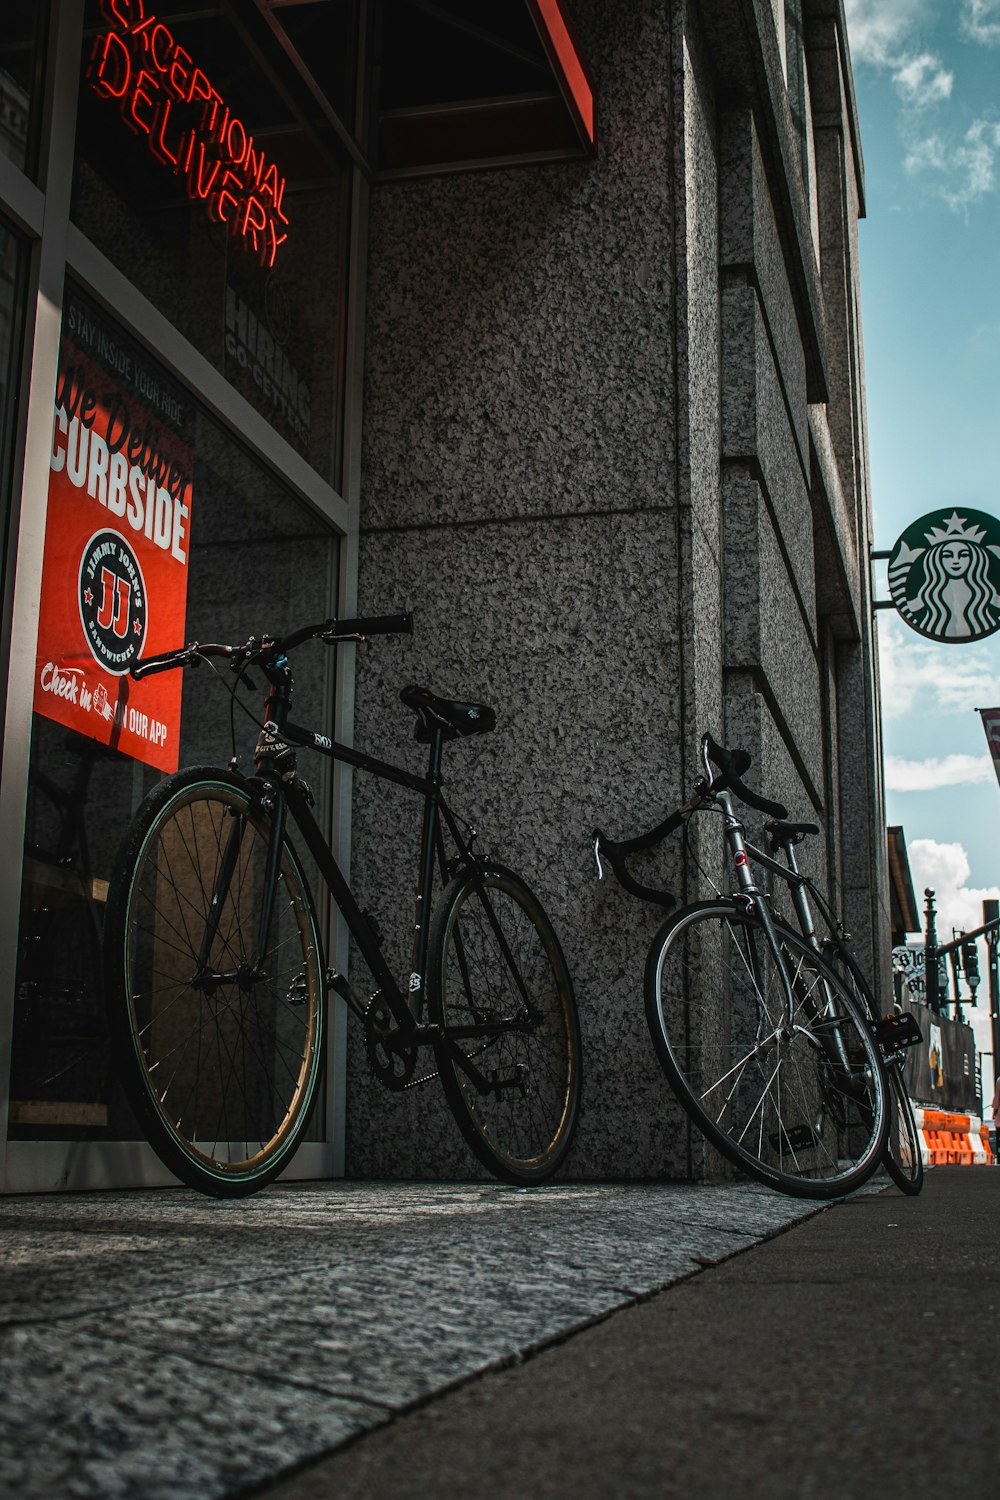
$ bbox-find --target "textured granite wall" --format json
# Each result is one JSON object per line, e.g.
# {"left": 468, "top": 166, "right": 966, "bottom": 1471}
{"left": 347, "top": 0, "right": 691, "bottom": 1179}
{"left": 343, "top": 0, "right": 887, "bottom": 1180}
{"left": 805, "top": 0, "right": 891, "bottom": 990}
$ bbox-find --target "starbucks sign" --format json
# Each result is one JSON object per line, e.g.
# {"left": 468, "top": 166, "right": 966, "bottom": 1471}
{"left": 888, "top": 507, "right": 1000, "bottom": 643}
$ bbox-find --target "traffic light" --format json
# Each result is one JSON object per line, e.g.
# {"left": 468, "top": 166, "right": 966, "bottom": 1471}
{"left": 961, "top": 937, "right": 980, "bottom": 998}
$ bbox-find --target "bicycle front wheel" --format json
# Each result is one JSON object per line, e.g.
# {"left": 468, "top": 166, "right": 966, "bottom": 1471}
{"left": 429, "top": 864, "right": 581, "bottom": 1185}
{"left": 104, "top": 768, "right": 325, "bottom": 1197}
{"left": 645, "top": 901, "right": 889, "bottom": 1199}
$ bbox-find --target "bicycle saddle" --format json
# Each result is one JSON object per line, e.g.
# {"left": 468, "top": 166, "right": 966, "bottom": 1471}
{"left": 764, "top": 818, "right": 820, "bottom": 846}
{"left": 400, "top": 685, "right": 496, "bottom": 743}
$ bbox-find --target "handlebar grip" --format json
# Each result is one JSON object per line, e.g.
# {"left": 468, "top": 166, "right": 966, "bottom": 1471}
{"left": 278, "top": 613, "right": 414, "bottom": 652}
{"left": 336, "top": 612, "right": 413, "bottom": 637}
{"left": 726, "top": 778, "right": 789, "bottom": 820}
{"left": 130, "top": 648, "right": 188, "bottom": 680}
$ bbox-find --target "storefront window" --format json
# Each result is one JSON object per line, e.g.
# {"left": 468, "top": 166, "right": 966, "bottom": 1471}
{"left": 0, "top": 2, "right": 47, "bottom": 180}
{"left": 8, "top": 282, "right": 338, "bottom": 1143}
{"left": 72, "top": 1, "right": 355, "bottom": 489}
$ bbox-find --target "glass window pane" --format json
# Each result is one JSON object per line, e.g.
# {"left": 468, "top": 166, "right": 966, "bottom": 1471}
{"left": 9, "top": 282, "right": 338, "bottom": 1143}
{"left": 265, "top": 1, "right": 360, "bottom": 129}
{"left": 72, "top": 1, "right": 352, "bottom": 488}
{"left": 0, "top": 1, "right": 47, "bottom": 179}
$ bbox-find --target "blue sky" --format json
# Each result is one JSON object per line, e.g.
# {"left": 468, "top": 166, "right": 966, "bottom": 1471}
{"left": 846, "top": 0, "right": 1000, "bottom": 960}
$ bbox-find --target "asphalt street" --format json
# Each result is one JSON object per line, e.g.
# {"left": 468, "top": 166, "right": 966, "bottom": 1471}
{"left": 1, "top": 1169, "right": 996, "bottom": 1499}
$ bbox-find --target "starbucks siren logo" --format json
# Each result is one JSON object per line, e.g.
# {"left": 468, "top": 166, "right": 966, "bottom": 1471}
{"left": 888, "top": 508, "right": 1000, "bottom": 643}
{"left": 78, "top": 529, "right": 148, "bottom": 674}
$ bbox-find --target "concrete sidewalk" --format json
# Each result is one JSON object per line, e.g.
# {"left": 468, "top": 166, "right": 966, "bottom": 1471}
{"left": 260, "top": 1168, "right": 1000, "bottom": 1500}
{"left": 1, "top": 1170, "right": 995, "bottom": 1498}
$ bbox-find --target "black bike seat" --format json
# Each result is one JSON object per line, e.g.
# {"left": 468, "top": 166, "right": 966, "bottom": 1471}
{"left": 765, "top": 818, "right": 820, "bottom": 844}
{"left": 400, "top": 685, "right": 496, "bottom": 744}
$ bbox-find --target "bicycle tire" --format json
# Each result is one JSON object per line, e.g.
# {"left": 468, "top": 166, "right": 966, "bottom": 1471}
{"left": 822, "top": 944, "right": 924, "bottom": 1195}
{"left": 885, "top": 1065, "right": 924, "bottom": 1194}
{"left": 429, "top": 863, "right": 581, "bottom": 1185}
{"left": 644, "top": 900, "right": 889, "bottom": 1199}
{"left": 103, "top": 767, "right": 325, "bottom": 1197}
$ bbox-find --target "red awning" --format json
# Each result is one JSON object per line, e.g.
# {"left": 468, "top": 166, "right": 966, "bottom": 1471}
{"left": 376, "top": 0, "right": 596, "bottom": 178}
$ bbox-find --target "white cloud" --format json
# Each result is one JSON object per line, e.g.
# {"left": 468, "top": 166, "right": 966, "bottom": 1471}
{"left": 877, "top": 618, "right": 1000, "bottom": 718}
{"left": 846, "top": 0, "right": 1000, "bottom": 211}
{"left": 908, "top": 837, "right": 999, "bottom": 940}
{"left": 961, "top": 0, "right": 1000, "bottom": 45}
{"left": 893, "top": 52, "right": 954, "bottom": 106}
{"left": 905, "top": 118, "right": 1000, "bottom": 209}
{"left": 844, "top": 0, "right": 950, "bottom": 107}
{"left": 844, "top": 0, "right": 931, "bottom": 66}
{"left": 886, "top": 752, "right": 995, "bottom": 790}
{"left": 949, "top": 119, "right": 1000, "bottom": 206}
{"left": 902, "top": 131, "right": 948, "bottom": 173}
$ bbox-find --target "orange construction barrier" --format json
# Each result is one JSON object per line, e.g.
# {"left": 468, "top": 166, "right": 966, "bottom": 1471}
{"left": 912, "top": 1107, "right": 992, "bottom": 1166}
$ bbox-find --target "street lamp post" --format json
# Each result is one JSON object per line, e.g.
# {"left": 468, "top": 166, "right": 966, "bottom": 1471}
{"left": 924, "top": 888, "right": 940, "bottom": 1013}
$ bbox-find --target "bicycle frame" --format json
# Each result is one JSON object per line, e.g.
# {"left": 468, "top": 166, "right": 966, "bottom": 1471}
{"left": 712, "top": 792, "right": 882, "bottom": 1088}
{"left": 713, "top": 786, "right": 803, "bottom": 1028}
{"left": 736, "top": 830, "right": 826, "bottom": 953}
{"left": 190, "top": 656, "right": 534, "bottom": 1098}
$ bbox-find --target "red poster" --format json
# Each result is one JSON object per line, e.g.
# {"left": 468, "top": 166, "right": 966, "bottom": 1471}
{"left": 33, "top": 304, "right": 193, "bottom": 772}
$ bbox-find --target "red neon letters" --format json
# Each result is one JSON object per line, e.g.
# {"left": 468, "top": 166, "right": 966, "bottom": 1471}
{"left": 87, "top": 0, "right": 289, "bottom": 267}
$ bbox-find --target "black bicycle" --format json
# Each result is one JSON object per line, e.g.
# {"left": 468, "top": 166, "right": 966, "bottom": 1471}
{"left": 102, "top": 613, "right": 582, "bottom": 1197}
{"left": 593, "top": 734, "right": 918, "bottom": 1200}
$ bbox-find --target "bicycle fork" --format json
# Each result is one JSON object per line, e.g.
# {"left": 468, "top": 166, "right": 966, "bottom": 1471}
{"left": 189, "top": 782, "right": 287, "bottom": 993}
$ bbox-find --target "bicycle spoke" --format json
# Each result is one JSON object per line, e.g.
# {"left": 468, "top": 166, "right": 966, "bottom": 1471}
{"left": 113, "top": 776, "right": 324, "bottom": 1193}
{"left": 646, "top": 903, "right": 887, "bottom": 1197}
{"left": 432, "top": 868, "right": 580, "bottom": 1183}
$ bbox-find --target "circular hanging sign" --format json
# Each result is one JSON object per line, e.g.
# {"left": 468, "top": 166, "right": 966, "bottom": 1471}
{"left": 888, "top": 507, "right": 1000, "bottom": 643}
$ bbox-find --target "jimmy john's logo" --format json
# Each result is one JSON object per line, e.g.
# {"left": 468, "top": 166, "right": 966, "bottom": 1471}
{"left": 79, "top": 529, "right": 148, "bottom": 673}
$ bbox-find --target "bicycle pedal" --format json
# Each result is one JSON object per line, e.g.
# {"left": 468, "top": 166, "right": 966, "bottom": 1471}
{"left": 874, "top": 1013, "right": 922, "bottom": 1051}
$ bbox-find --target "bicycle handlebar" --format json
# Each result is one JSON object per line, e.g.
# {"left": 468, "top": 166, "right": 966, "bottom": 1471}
{"left": 702, "top": 734, "right": 789, "bottom": 820}
{"left": 593, "top": 732, "right": 789, "bottom": 907}
{"left": 592, "top": 813, "right": 682, "bottom": 910}
{"left": 278, "top": 612, "right": 413, "bottom": 653}
{"left": 130, "top": 612, "right": 414, "bottom": 681}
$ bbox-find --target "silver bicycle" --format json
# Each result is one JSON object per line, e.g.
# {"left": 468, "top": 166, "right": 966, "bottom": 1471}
{"left": 594, "top": 734, "right": 919, "bottom": 1199}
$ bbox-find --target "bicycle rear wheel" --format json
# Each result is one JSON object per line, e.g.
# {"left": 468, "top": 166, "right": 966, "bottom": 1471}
{"left": 822, "top": 946, "right": 924, "bottom": 1196}
{"left": 645, "top": 900, "right": 889, "bottom": 1199}
{"left": 104, "top": 768, "right": 325, "bottom": 1197}
{"left": 885, "top": 1065, "right": 924, "bottom": 1194}
{"left": 429, "top": 863, "right": 581, "bottom": 1185}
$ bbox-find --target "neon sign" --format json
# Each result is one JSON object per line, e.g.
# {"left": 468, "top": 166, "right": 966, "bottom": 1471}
{"left": 86, "top": 0, "right": 289, "bottom": 267}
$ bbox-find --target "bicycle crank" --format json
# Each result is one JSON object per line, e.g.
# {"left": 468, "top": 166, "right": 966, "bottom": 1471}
{"left": 364, "top": 995, "right": 419, "bottom": 1090}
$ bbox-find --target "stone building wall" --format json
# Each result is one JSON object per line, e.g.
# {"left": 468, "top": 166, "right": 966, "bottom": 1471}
{"left": 344, "top": 0, "right": 888, "bottom": 1179}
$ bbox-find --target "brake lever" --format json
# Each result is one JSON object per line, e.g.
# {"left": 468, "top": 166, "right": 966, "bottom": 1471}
{"left": 319, "top": 630, "right": 365, "bottom": 645}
